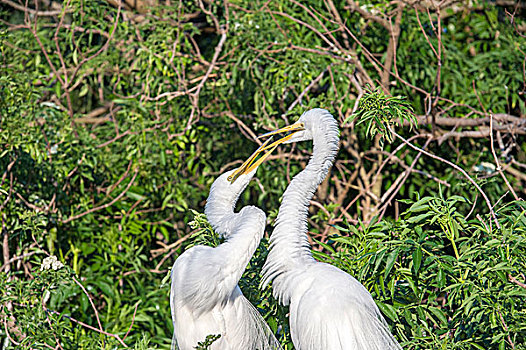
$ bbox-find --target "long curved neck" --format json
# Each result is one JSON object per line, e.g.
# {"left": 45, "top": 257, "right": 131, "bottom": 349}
{"left": 263, "top": 123, "right": 339, "bottom": 300}
{"left": 192, "top": 175, "right": 264, "bottom": 307}
{"left": 205, "top": 175, "right": 249, "bottom": 237}
{"left": 205, "top": 194, "right": 237, "bottom": 237}
{"left": 203, "top": 173, "right": 263, "bottom": 280}
{"left": 181, "top": 208, "right": 264, "bottom": 314}
{"left": 271, "top": 147, "right": 331, "bottom": 262}
{"left": 219, "top": 207, "right": 264, "bottom": 284}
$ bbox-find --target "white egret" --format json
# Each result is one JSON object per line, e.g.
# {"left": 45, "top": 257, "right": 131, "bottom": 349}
{"left": 259, "top": 108, "right": 402, "bottom": 350}
{"left": 170, "top": 139, "right": 282, "bottom": 350}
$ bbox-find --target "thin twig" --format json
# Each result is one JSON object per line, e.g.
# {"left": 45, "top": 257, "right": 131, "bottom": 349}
{"left": 2, "top": 314, "right": 21, "bottom": 346}
{"left": 0, "top": 0, "right": 68, "bottom": 16}
{"left": 287, "top": 67, "right": 328, "bottom": 112}
{"left": 1, "top": 250, "right": 38, "bottom": 272}
{"left": 43, "top": 307, "right": 129, "bottom": 347}
{"left": 43, "top": 299, "right": 65, "bottom": 350}
{"left": 509, "top": 274, "right": 526, "bottom": 289}
{"left": 489, "top": 114, "right": 519, "bottom": 200}
{"left": 497, "top": 309, "right": 515, "bottom": 349}
{"left": 72, "top": 276, "right": 104, "bottom": 335}
{"left": 123, "top": 301, "right": 140, "bottom": 341}
{"left": 62, "top": 168, "right": 139, "bottom": 223}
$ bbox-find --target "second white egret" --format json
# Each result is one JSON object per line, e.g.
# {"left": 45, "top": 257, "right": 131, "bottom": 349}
{"left": 260, "top": 108, "right": 401, "bottom": 350}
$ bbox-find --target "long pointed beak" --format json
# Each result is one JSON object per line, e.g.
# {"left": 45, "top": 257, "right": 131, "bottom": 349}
{"left": 227, "top": 122, "right": 305, "bottom": 184}
{"left": 258, "top": 122, "right": 305, "bottom": 139}
{"left": 255, "top": 122, "right": 305, "bottom": 152}
{"left": 227, "top": 137, "right": 279, "bottom": 184}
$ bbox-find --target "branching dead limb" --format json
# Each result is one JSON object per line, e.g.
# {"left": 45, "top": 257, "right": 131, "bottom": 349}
{"left": 381, "top": 4, "right": 404, "bottom": 90}
{"left": 72, "top": 276, "right": 104, "bottom": 336}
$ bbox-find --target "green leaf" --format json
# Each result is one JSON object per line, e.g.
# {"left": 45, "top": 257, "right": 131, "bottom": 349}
{"left": 407, "top": 212, "right": 434, "bottom": 223}
{"left": 407, "top": 197, "right": 433, "bottom": 212}
{"left": 413, "top": 247, "right": 423, "bottom": 273}
{"left": 428, "top": 306, "right": 448, "bottom": 326}
{"left": 376, "top": 301, "right": 399, "bottom": 322}
{"left": 384, "top": 248, "right": 400, "bottom": 280}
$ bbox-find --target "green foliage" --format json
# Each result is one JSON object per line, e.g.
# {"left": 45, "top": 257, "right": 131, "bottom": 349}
{"left": 319, "top": 200, "right": 526, "bottom": 349}
{"left": 345, "top": 85, "right": 417, "bottom": 145}
{"left": 1, "top": 260, "right": 154, "bottom": 349}
{"left": 194, "top": 334, "right": 221, "bottom": 350}
{"left": 186, "top": 210, "right": 222, "bottom": 249}
{"left": 1, "top": 0, "right": 524, "bottom": 349}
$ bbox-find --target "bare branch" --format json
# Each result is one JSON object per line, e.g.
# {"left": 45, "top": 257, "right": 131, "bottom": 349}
{"left": 0, "top": 0, "right": 68, "bottom": 16}
{"left": 344, "top": 0, "right": 390, "bottom": 29}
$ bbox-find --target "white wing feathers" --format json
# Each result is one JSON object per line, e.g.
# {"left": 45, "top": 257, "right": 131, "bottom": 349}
{"left": 171, "top": 228, "right": 283, "bottom": 349}
{"left": 171, "top": 247, "right": 283, "bottom": 349}
{"left": 173, "top": 246, "right": 232, "bottom": 316}
{"left": 289, "top": 263, "right": 401, "bottom": 350}
{"left": 234, "top": 291, "right": 283, "bottom": 350}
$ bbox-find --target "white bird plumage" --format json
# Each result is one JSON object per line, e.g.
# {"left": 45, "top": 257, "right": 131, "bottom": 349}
{"left": 261, "top": 108, "right": 402, "bottom": 350}
{"left": 170, "top": 165, "right": 281, "bottom": 350}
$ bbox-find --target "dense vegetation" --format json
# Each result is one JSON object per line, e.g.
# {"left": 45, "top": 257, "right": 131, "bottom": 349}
{"left": 1, "top": 0, "right": 525, "bottom": 349}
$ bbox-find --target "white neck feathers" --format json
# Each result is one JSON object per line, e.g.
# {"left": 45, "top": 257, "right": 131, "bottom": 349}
{"left": 262, "top": 114, "right": 339, "bottom": 303}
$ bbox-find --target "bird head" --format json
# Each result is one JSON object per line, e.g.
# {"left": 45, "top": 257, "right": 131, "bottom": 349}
{"left": 208, "top": 136, "right": 279, "bottom": 204}
{"left": 205, "top": 168, "right": 255, "bottom": 237}
{"left": 212, "top": 169, "right": 256, "bottom": 200}
{"left": 257, "top": 108, "right": 339, "bottom": 146}
{"left": 205, "top": 139, "right": 278, "bottom": 236}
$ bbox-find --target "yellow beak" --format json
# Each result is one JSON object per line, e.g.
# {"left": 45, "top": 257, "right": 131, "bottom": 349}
{"left": 228, "top": 137, "right": 278, "bottom": 184}
{"left": 258, "top": 122, "right": 305, "bottom": 139}
{"left": 227, "top": 122, "right": 305, "bottom": 184}
{"left": 256, "top": 122, "right": 305, "bottom": 151}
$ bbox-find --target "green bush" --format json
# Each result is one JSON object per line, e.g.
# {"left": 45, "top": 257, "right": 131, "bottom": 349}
{"left": 1, "top": 0, "right": 525, "bottom": 349}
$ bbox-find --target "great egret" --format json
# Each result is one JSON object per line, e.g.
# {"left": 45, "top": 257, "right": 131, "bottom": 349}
{"left": 170, "top": 139, "right": 282, "bottom": 350}
{"left": 259, "top": 108, "right": 401, "bottom": 350}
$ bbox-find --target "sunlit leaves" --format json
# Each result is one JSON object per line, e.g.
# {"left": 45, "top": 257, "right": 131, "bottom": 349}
{"left": 328, "top": 200, "right": 526, "bottom": 349}
{"left": 344, "top": 85, "right": 417, "bottom": 145}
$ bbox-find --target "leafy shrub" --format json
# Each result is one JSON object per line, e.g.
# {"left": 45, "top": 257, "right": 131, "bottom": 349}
{"left": 1, "top": 0, "right": 524, "bottom": 349}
